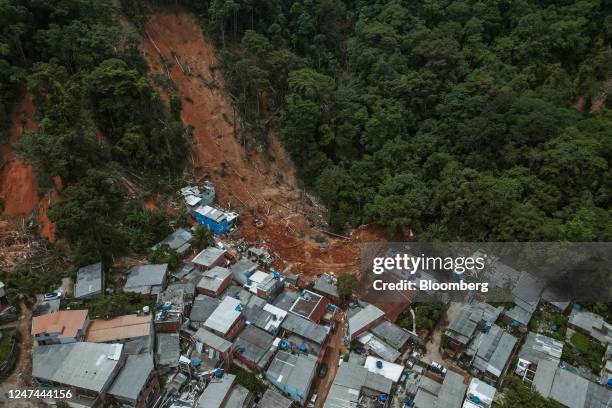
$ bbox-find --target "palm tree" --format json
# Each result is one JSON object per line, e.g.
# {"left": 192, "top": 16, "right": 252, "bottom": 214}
{"left": 192, "top": 226, "right": 212, "bottom": 251}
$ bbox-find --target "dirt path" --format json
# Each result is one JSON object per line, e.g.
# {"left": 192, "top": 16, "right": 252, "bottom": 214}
{"left": 141, "top": 11, "right": 387, "bottom": 278}
{"left": 4, "top": 303, "right": 33, "bottom": 388}
{"left": 423, "top": 301, "right": 464, "bottom": 364}
{"left": 314, "top": 313, "right": 347, "bottom": 408}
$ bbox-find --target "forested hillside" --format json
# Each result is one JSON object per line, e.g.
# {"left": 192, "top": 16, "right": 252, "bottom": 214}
{"left": 1, "top": 1, "right": 188, "bottom": 263}
{"left": 3, "top": 0, "right": 612, "bottom": 245}
{"left": 170, "top": 0, "right": 612, "bottom": 241}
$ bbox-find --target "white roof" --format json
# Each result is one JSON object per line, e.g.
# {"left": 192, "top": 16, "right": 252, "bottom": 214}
{"left": 356, "top": 332, "right": 400, "bottom": 362}
{"left": 205, "top": 297, "right": 242, "bottom": 335}
{"left": 185, "top": 195, "right": 202, "bottom": 206}
{"left": 195, "top": 205, "right": 226, "bottom": 223}
{"left": 180, "top": 186, "right": 201, "bottom": 196}
{"left": 250, "top": 271, "right": 270, "bottom": 284}
{"left": 464, "top": 378, "right": 495, "bottom": 407}
{"left": 364, "top": 356, "right": 403, "bottom": 382}
{"left": 262, "top": 303, "right": 288, "bottom": 332}
{"left": 246, "top": 271, "right": 274, "bottom": 295}
{"left": 225, "top": 211, "right": 239, "bottom": 223}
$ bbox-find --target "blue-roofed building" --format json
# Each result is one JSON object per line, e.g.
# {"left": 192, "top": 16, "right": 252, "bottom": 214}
{"left": 194, "top": 206, "right": 230, "bottom": 234}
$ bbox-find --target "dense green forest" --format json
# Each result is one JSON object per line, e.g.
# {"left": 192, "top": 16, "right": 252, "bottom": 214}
{"left": 164, "top": 0, "right": 612, "bottom": 241}
{"left": 0, "top": 0, "right": 188, "bottom": 263}
{"left": 2, "top": 0, "right": 611, "bottom": 257}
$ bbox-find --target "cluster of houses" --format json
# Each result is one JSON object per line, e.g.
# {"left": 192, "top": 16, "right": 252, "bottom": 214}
{"left": 27, "top": 229, "right": 425, "bottom": 408}
{"left": 424, "top": 255, "right": 612, "bottom": 408}
{"left": 21, "top": 182, "right": 612, "bottom": 408}
{"left": 26, "top": 181, "right": 416, "bottom": 408}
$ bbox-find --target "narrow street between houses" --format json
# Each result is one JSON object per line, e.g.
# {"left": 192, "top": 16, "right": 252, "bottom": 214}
{"left": 423, "top": 301, "right": 465, "bottom": 365}
{"left": 4, "top": 303, "right": 33, "bottom": 388}
{"left": 314, "top": 312, "right": 348, "bottom": 408}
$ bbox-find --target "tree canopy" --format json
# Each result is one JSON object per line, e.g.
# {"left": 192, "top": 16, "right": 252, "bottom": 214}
{"left": 184, "top": 0, "right": 612, "bottom": 240}
{"left": 2, "top": 0, "right": 188, "bottom": 263}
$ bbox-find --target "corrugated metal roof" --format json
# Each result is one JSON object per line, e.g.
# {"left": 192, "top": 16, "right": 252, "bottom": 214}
{"left": 267, "top": 351, "right": 317, "bottom": 397}
{"left": 356, "top": 332, "right": 400, "bottom": 362}
{"left": 198, "top": 266, "right": 232, "bottom": 292}
{"left": 324, "top": 363, "right": 366, "bottom": 408}
{"left": 313, "top": 275, "right": 339, "bottom": 298}
{"left": 243, "top": 304, "right": 283, "bottom": 334}
{"left": 195, "top": 205, "right": 227, "bottom": 223}
{"left": 417, "top": 376, "right": 442, "bottom": 396}
{"left": 512, "top": 271, "right": 543, "bottom": 314}
{"left": 125, "top": 264, "right": 167, "bottom": 288}
{"left": 32, "top": 342, "right": 123, "bottom": 392}
{"left": 156, "top": 333, "right": 180, "bottom": 367}
{"left": 196, "top": 374, "right": 236, "bottom": 408}
{"left": 204, "top": 297, "right": 242, "bottom": 334}
{"left": 153, "top": 228, "right": 193, "bottom": 254}
{"left": 436, "top": 370, "right": 467, "bottom": 408}
{"left": 259, "top": 388, "right": 294, "bottom": 408}
{"left": 365, "top": 371, "right": 393, "bottom": 394}
{"left": 108, "top": 353, "right": 154, "bottom": 401}
{"left": 86, "top": 314, "right": 151, "bottom": 343}
{"left": 190, "top": 295, "right": 220, "bottom": 324}
{"left": 518, "top": 332, "right": 563, "bottom": 366}
{"left": 224, "top": 384, "right": 252, "bottom": 408}
{"left": 446, "top": 302, "right": 503, "bottom": 345}
{"left": 273, "top": 291, "right": 299, "bottom": 312}
{"left": 482, "top": 256, "right": 521, "bottom": 290}
{"left": 504, "top": 304, "right": 533, "bottom": 326}
{"left": 193, "top": 247, "right": 226, "bottom": 268}
{"left": 467, "top": 325, "right": 517, "bottom": 378}
{"left": 569, "top": 310, "right": 612, "bottom": 344}
{"left": 348, "top": 304, "right": 385, "bottom": 338}
{"left": 223, "top": 283, "right": 253, "bottom": 304}
{"left": 230, "top": 259, "right": 258, "bottom": 285}
{"left": 193, "top": 328, "right": 232, "bottom": 353}
{"left": 533, "top": 360, "right": 612, "bottom": 408}
{"left": 281, "top": 313, "right": 329, "bottom": 344}
{"left": 74, "top": 262, "right": 103, "bottom": 299}
{"left": 532, "top": 359, "right": 557, "bottom": 398}
{"left": 233, "top": 325, "right": 276, "bottom": 368}
{"left": 370, "top": 320, "right": 410, "bottom": 350}
{"left": 413, "top": 388, "right": 437, "bottom": 408}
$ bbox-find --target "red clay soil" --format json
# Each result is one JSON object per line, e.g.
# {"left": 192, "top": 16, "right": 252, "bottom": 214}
{"left": 0, "top": 94, "right": 38, "bottom": 219}
{"left": 142, "top": 10, "right": 389, "bottom": 278}
{"left": 0, "top": 93, "right": 58, "bottom": 242}
{"left": 143, "top": 194, "right": 161, "bottom": 211}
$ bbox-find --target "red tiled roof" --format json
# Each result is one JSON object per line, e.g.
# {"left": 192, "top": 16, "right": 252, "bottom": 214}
{"left": 32, "top": 310, "right": 88, "bottom": 339}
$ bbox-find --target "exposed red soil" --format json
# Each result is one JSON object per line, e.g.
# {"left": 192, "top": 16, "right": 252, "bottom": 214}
{"left": 143, "top": 194, "right": 161, "bottom": 211}
{"left": 142, "top": 10, "right": 389, "bottom": 278}
{"left": 0, "top": 94, "right": 38, "bottom": 219}
{"left": 0, "top": 93, "right": 58, "bottom": 242}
